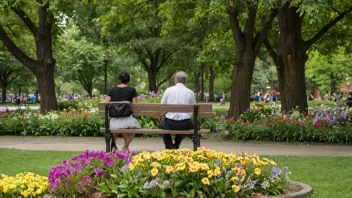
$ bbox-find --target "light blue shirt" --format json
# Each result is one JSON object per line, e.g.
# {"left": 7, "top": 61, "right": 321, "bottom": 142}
{"left": 161, "top": 83, "right": 196, "bottom": 120}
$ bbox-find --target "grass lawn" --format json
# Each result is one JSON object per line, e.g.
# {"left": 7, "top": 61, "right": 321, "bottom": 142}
{"left": 0, "top": 148, "right": 79, "bottom": 176}
{"left": 0, "top": 148, "right": 351, "bottom": 197}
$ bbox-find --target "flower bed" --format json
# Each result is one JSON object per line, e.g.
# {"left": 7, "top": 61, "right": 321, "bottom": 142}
{"left": 45, "top": 148, "right": 290, "bottom": 198}
{"left": 0, "top": 172, "right": 49, "bottom": 198}
{"left": 206, "top": 106, "right": 352, "bottom": 143}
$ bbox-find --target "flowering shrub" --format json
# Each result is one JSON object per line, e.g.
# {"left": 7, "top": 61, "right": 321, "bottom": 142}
{"left": 212, "top": 106, "right": 352, "bottom": 143}
{"left": 48, "top": 150, "right": 133, "bottom": 197}
{"left": 97, "top": 148, "right": 290, "bottom": 198}
{"left": 0, "top": 172, "right": 49, "bottom": 198}
{"left": 0, "top": 108, "right": 104, "bottom": 136}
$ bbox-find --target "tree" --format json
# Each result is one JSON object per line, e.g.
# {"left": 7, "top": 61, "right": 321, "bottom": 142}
{"left": 0, "top": 0, "right": 60, "bottom": 111}
{"left": 264, "top": 0, "right": 352, "bottom": 112}
{"left": 161, "top": 0, "right": 277, "bottom": 118}
{"left": 73, "top": 0, "right": 186, "bottom": 92}
{"left": 56, "top": 27, "right": 103, "bottom": 98}
{"left": 0, "top": 47, "right": 21, "bottom": 103}
{"left": 306, "top": 48, "right": 352, "bottom": 94}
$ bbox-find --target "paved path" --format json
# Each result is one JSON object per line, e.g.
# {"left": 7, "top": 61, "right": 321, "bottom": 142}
{"left": 0, "top": 136, "right": 351, "bottom": 156}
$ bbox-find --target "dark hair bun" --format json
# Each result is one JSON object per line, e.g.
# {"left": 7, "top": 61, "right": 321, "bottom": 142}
{"left": 119, "top": 72, "right": 131, "bottom": 84}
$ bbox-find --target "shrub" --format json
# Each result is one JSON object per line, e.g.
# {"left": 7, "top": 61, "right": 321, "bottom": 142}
{"left": 57, "top": 101, "right": 80, "bottom": 111}
{"left": 0, "top": 172, "right": 49, "bottom": 198}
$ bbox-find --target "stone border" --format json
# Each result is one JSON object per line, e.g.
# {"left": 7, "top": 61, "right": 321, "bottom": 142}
{"left": 261, "top": 181, "right": 312, "bottom": 198}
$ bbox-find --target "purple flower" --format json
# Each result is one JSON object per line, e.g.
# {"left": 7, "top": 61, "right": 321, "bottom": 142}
{"left": 149, "top": 179, "right": 159, "bottom": 188}
{"left": 51, "top": 179, "right": 61, "bottom": 190}
{"left": 63, "top": 168, "right": 71, "bottom": 176}
{"left": 246, "top": 178, "right": 256, "bottom": 189}
{"left": 143, "top": 181, "right": 150, "bottom": 189}
{"left": 261, "top": 180, "right": 270, "bottom": 189}
{"left": 103, "top": 156, "right": 115, "bottom": 167}
{"left": 162, "top": 180, "right": 170, "bottom": 189}
{"left": 82, "top": 175, "right": 92, "bottom": 185}
{"left": 271, "top": 167, "right": 282, "bottom": 178}
{"left": 94, "top": 167, "right": 105, "bottom": 176}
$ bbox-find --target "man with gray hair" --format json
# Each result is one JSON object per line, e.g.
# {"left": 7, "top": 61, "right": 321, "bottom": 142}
{"left": 159, "top": 71, "right": 196, "bottom": 149}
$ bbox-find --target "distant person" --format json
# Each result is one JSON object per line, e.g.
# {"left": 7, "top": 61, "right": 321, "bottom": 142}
{"left": 105, "top": 72, "right": 140, "bottom": 152}
{"left": 159, "top": 71, "right": 196, "bottom": 149}
{"left": 308, "top": 92, "right": 314, "bottom": 101}
{"left": 323, "top": 91, "right": 329, "bottom": 101}
{"left": 345, "top": 93, "right": 352, "bottom": 107}
{"left": 272, "top": 90, "right": 277, "bottom": 102}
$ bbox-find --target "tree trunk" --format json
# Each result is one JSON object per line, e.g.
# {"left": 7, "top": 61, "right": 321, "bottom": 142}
{"left": 148, "top": 69, "right": 158, "bottom": 92}
{"left": 1, "top": 84, "right": 6, "bottom": 103}
{"left": 330, "top": 73, "right": 337, "bottom": 94}
{"left": 194, "top": 71, "right": 200, "bottom": 97}
{"left": 208, "top": 67, "right": 215, "bottom": 101}
{"left": 229, "top": 51, "right": 255, "bottom": 118}
{"left": 277, "top": 4, "right": 308, "bottom": 113}
{"left": 35, "top": 63, "right": 57, "bottom": 111}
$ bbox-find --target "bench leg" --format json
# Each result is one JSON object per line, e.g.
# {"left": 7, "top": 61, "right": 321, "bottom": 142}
{"left": 105, "top": 132, "right": 111, "bottom": 152}
{"left": 192, "top": 135, "right": 200, "bottom": 151}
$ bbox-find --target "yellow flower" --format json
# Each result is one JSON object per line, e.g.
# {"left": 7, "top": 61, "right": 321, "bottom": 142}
{"left": 201, "top": 177, "right": 210, "bottom": 185}
{"left": 143, "top": 152, "right": 151, "bottom": 160}
{"left": 165, "top": 166, "right": 174, "bottom": 174}
{"left": 232, "top": 185, "right": 240, "bottom": 192}
{"left": 151, "top": 168, "right": 159, "bottom": 176}
{"left": 188, "top": 165, "right": 199, "bottom": 173}
{"left": 207, "top": 170, "right": 213, "bottom": 178}
{"left": 150, "top": 162, "right": 161, "bottom": 168}
{"left": 254, "top": 168, "right": 261, "bottom": 175}
{"left": 230, "top": 176, "right": 239, "bottom": 182}
{"left": 175, "top": 163, "right": 186, "bottom": 171}
{"left": 199, "top": 163, "right": 209, "bottom": 171}
{"left": 129, "top": 163, "right": 135, "bottom": 170}
{"left": 240, "top": 177, "right": 245, "bottom": 183}
{"left": 197, "top": 147, "right": 206, "bottom": 151}
{"left": 151, "top": 151, "right": 162, "bottom": 159}
{"left": 213, "top": 167, "right": 221, "bottom": 176}
{"left": 270, "top": 160, "right": 277, "bottom": 166}
{"left": 234, "top": 167, "right": 241, "bottom": 175}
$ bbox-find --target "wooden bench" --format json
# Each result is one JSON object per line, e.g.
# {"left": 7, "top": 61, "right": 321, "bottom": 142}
{"left": 98, "top": 102, "right": 213, "bottom": 152}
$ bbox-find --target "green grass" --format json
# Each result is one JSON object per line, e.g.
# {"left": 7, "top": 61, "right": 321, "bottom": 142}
{"left": 0, "top": 148, "right": 79, "bottom": 176}
{"left": 0, "top": 148, "right": 351, "bottom": 197}
{"left": 266, "top": 155, "right": 352, "bottom": 198}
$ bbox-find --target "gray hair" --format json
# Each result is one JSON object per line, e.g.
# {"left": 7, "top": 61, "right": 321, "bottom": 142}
{"left": 175, "top": 71, "right": 187, "bottom": 83}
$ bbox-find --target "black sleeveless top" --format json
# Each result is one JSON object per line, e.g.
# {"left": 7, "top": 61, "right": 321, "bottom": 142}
{"left": 107, "top": 86, "right": 138, "bottom": 102}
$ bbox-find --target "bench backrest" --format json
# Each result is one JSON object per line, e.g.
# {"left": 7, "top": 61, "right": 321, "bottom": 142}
{"left": 98, "top": 103, "right": 213, "bottom": 118}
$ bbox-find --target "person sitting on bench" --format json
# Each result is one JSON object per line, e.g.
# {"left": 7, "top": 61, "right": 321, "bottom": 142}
{"left": 105, "top": 71, "right": 140, "bottom": 152}
{"left": 159, "top": 71, "right": 196, "bottom": 149}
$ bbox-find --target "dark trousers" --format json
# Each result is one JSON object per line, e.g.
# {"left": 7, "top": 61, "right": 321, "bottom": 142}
{"left": 159, "top": 117, "right": 194, "bottom": 149}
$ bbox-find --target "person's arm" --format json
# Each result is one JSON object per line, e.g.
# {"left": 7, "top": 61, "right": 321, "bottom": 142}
{"left": 132, "top": 97, "right": 137, "bottom": 104}
{"left": 161, "top": 89, "right": 169, "bottom": 104}
{"left": 190, "top": 92, "right": 196, "bottom": 104}
{"left": 105, "top": 96, "right": 111, "bottom": 102}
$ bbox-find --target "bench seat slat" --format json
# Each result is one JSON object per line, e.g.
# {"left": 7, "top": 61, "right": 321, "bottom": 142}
{"left": 100, "top": 128, "right": 210, "bottom": 134}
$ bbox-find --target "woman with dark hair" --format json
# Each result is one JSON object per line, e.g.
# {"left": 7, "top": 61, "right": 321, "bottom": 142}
{"left": 105, "top": 72, "right": 140, "bottom": 151}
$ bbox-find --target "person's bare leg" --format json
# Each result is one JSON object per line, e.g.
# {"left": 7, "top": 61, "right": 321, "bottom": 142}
{"left": 123, "top": 133, "right": 135, "bottom": 148}
{"left": 112, "top": 133, "right": 118, "bottom": 150}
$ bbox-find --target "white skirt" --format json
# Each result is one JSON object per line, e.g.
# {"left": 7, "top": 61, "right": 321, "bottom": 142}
{"left": 110, "top": 115, "right": 141, "bottom": 129}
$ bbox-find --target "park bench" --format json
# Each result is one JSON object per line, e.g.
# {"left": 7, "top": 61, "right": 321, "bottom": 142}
{"left": 98, "top": 102, "right": 213, "bottom": 152}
